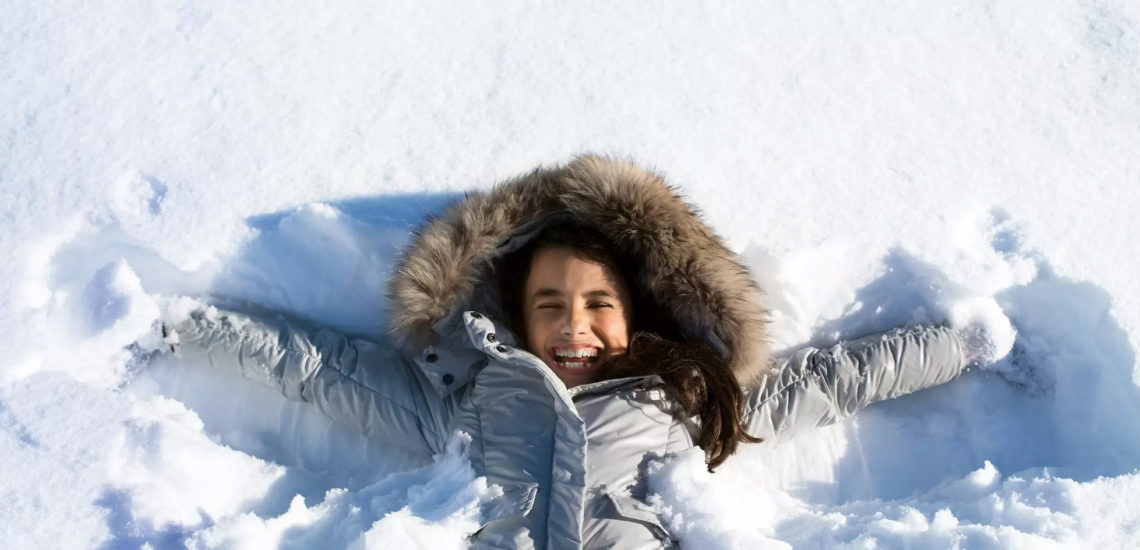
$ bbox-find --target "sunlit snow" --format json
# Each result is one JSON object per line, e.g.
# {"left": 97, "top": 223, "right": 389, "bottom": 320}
{"left": 3, "top": 1, "right": 1139, "bottom": 548}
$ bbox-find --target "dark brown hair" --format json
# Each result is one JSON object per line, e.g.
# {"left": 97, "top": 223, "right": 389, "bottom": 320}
{"left": 497, "top": 219, "right": 759, "bottom": 470}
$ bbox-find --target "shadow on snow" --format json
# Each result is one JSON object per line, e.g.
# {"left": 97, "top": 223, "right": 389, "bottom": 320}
{"left": 791, "top": 246, "right": 1139, "bottom": 505}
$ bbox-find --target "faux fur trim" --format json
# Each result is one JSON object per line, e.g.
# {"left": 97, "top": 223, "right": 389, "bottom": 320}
{"left": 386, "top": 155, "right": 773, "bottom": 386}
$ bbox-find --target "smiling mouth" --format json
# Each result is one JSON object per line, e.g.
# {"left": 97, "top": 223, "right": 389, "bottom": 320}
{"left": 550, "top": 346, "right": 601, "bottom": 370}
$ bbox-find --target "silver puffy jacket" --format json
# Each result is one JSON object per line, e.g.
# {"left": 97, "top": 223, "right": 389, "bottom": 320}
{"left": 170, "top": 308, "right": 966, "bottom": 549}
{"left": 169, "top": 156, "right": 970, "bottom": 548}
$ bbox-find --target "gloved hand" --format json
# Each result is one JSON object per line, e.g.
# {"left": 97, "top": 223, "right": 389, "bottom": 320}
{"left": 948, "top": 297, "right": 1016, "bottom": 367}
{"left": 146, "top": 295, "right": 221, "bottom": 356}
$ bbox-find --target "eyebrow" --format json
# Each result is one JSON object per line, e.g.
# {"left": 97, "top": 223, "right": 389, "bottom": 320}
{"left": 532, "top": 288, "right": 617, "bottom": 299}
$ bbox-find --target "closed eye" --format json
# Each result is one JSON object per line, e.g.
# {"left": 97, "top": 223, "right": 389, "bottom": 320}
{"left": 588, "top": 302, "right": 613, "bottom": 309}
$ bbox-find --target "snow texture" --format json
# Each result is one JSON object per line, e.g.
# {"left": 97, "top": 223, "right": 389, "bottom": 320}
{"left": 3, "top": 1, "right": 1139, "bottom": 548}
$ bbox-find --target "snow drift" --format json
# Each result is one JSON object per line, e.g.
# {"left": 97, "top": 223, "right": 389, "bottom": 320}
{"left": 3, "top": 1, "right": 1139, "bottom": 548}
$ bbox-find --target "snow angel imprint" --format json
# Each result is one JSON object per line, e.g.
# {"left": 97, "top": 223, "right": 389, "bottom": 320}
{"left": 162, "top": 155, "right": 986, "bottom": 549}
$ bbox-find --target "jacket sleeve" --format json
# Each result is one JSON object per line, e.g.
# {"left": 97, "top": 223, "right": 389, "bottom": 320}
{"left": 743, "top": 325, "right": 968, "bottom": 443}
{"left": 166, "top": 306, "right": 453, "bottom": 456}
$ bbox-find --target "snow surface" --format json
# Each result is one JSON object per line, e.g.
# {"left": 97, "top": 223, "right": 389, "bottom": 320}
{"left": 3, "top": 1, "right": 1140, "bottom": 548}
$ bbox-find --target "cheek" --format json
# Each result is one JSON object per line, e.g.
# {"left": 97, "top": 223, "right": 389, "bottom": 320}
{"left": 603, "top": 313, "right": 631, "bottom": 348}
{"left": 525, "top": 315, "right": 551, "bottom": 354}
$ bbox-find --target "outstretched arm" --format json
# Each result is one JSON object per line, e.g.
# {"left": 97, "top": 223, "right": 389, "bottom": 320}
{"left": 164, "top": 305, "right": 453, "bottom": 456}
{"left": 744, "top": 325, "right": 969, "bottom": 443}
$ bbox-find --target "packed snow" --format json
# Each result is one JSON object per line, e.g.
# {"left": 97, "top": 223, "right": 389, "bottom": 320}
{"left": 3, "top": 1, "right": 1139, "bottom": 548}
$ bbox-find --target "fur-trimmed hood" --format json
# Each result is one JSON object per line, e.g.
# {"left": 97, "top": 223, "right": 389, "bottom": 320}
{"left": 387, "top": 155, "right": 772, "bottom": 387}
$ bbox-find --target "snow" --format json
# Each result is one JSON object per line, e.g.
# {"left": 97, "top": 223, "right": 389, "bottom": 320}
{"left": 649, "top": 451, "right": 1140, "bottom": 549}
{"left": 3, "top": 1, "right": 1139, "bottom": 548}
{"left": 185, "top": 433, "right": 501, "bottom": 550}
{"left": 108, "top": 396, "right": 285, "bottom": 531}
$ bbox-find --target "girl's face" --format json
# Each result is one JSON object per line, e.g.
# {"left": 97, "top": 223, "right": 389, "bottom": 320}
{"left": 522, "top": 246, "right": 632, "bottom": 388}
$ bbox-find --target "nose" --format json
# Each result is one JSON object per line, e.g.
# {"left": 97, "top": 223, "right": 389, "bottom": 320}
{"left": 560, "top": 304, "right": 589, "bottom": 336}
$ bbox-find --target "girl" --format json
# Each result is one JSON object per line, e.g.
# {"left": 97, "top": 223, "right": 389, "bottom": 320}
{"left": 163, "top": 155, "right": 986, "bottom": 549}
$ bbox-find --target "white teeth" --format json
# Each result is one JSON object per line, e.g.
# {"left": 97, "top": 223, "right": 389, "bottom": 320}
{"left": 553, "top": 348, "right": 598, "bottom": 359}
{"left": 551, "top": 347, "right": 599, "bottom": 370}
